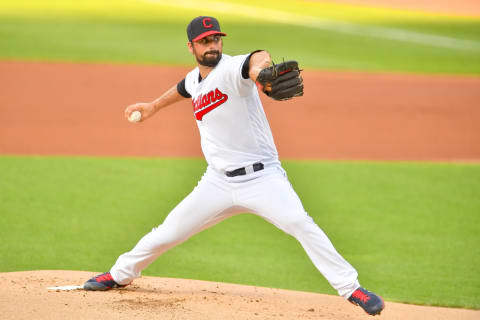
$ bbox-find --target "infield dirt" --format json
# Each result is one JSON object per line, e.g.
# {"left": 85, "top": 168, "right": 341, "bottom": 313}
{"left": 324, "top": 0, "right": 480, "bottom": 16}
{"left": 1, "top": 61, "right": 479, "bottom": 161}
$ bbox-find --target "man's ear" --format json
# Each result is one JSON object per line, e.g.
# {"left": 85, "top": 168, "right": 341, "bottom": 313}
{"left": 187, "top": 41, "right": 194, "bottom": 54}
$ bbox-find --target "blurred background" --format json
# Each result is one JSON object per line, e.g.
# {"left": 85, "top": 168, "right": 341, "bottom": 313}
{"left": 0, "top": 0, "right": 479, "bottom": 310}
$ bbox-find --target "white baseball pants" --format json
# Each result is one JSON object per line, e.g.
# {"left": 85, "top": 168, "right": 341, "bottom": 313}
{"left": 110, "top": 165, "right": 360, "bottom": 298}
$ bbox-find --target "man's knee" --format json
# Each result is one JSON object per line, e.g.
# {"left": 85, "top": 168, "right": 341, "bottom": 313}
{"left": 149, "top": 223, "right": 186, "bottom": 248}
{"left": 280, "top": 212, "right": 315, "bottom": 235}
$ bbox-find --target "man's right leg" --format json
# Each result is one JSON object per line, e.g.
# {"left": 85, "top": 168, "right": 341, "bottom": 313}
{"left": 85, "top": 170, "right": 235, "bottom": 289}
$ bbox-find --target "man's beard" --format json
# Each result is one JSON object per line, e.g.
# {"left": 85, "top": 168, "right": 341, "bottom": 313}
{"left": 196, "top": 50, "right": 222, "bottom": 67}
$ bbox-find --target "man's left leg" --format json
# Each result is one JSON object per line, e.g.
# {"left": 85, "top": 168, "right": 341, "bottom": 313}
{"left": 236, "top": 168, "right": 384, "bottom": 315}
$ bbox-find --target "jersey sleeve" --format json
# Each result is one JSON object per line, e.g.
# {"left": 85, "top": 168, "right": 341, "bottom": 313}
{"left": 177, "top": 78, "right": 191, "bottom": 98}
{"left": 241, "top": 50, "right": 264, "bottom": 80}
{"left": 183, "top": 68, "right": 199, "bottom": 99}
{"left": 224, "top": 52, "right": 260, "bottom": 96}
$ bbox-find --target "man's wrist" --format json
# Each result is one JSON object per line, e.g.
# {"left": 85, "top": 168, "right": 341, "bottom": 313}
{"left": 151, "top": 101, "right": 159, "bottom": 113}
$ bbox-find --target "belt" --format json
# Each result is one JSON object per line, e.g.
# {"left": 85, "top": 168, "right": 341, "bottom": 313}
{"left": 225, "top": 162, "right": 264, "bottom": 177}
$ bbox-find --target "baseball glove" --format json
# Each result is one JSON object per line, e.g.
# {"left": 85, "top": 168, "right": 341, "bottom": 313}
{"left": 256, "top": 60, "right": 304, "bottom": 101}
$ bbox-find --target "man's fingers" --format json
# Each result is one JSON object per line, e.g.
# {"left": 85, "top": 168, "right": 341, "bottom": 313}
{"left": 125, "top": 104, "right": 139, "bottom": 119}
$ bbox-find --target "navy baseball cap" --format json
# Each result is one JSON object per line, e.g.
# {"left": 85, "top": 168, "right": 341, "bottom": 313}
{"left": 187, "top": 16, "right": 227, "bottom": 42}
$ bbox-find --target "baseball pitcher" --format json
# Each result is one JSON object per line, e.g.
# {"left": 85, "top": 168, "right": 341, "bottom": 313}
{"left": 83, "top": 16, "right": 384, "bottom": 316}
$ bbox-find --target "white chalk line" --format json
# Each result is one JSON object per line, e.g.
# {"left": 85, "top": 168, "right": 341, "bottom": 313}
{"left": 47, "top": 285, "right": 84, "bottom": 291}
{"left": 143, "top": 0, "right": 480, "bottom": 52}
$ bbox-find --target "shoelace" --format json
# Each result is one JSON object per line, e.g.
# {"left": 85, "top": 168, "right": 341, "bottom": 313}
{"left": 352, "top": 290, "right": 371, "bottom": 304}
{"left": 95, "top": 273, "right": 113, "bottom": 282}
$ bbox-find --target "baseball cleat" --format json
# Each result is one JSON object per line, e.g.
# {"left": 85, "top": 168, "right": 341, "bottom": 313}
{"left": 83, "top": 272, "right": 128, "bottom": 291}
{"left": 348, "top": 287, "right": 385, "bottom": 316}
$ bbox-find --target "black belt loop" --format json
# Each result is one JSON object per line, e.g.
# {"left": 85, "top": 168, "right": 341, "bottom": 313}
{"left": 226, "top": 162, "right": 264, "bottom": 177}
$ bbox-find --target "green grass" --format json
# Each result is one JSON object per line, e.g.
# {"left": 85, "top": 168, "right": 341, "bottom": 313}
{"left": 0, "top": 0, "right": 479, "bottom": 74}
{"left": 1, "top": 156, "right": 479, "bottom": 309}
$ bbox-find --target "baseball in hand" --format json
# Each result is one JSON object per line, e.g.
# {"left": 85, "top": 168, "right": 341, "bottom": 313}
{"left": 128, "top": 110, "right": 142, "bottom": 123}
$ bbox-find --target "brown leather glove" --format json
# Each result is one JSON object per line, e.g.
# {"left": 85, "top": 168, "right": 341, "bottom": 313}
{"left": 256, "top": 60, "right": 304, "bottom": 101}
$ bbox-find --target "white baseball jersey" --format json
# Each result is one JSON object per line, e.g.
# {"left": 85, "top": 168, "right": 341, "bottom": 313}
{"left": 183, "top": 54, "right": 280, "bottom": 173}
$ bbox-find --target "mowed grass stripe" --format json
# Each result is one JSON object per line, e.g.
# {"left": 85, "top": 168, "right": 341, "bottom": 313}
{"left": 1, "top": 17, "right": 479, "bottom": 74}
{"left": 3, "top": 0, "right": 478, "bottom": 22}
{"left": 1, "top": 156, "right": 479, "bottom": 308}
{"left": 145, "top": 0, "right": 480, "bottom": 52}
{"left": 1, "top": 0, "right": 480, "bottom": 74}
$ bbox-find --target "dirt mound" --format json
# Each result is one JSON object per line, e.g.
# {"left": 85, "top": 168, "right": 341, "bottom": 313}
{"left": 0, "top": 270, "right": 478, "bottom": 320}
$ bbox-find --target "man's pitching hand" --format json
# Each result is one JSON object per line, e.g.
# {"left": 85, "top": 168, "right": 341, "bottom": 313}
{"left": 124, "top": 102, "right": 155, "bottom": 123}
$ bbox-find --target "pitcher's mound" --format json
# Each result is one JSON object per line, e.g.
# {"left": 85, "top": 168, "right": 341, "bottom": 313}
{"left": 1, "top": 270, "right": 478, "bottom": 320}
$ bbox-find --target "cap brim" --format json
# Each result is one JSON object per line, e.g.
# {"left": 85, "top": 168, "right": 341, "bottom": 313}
{"left": 192, "top": 31, "right": 227, "bottom": 42}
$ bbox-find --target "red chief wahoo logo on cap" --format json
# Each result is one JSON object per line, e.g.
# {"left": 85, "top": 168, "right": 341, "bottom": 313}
{"left": 187, "top": 16, "right": 227, "bottom": 42}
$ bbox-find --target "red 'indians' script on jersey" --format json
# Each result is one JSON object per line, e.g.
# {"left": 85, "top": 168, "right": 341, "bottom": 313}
{"left": 193, "top": 88, "right": 228, "bottom": 121}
